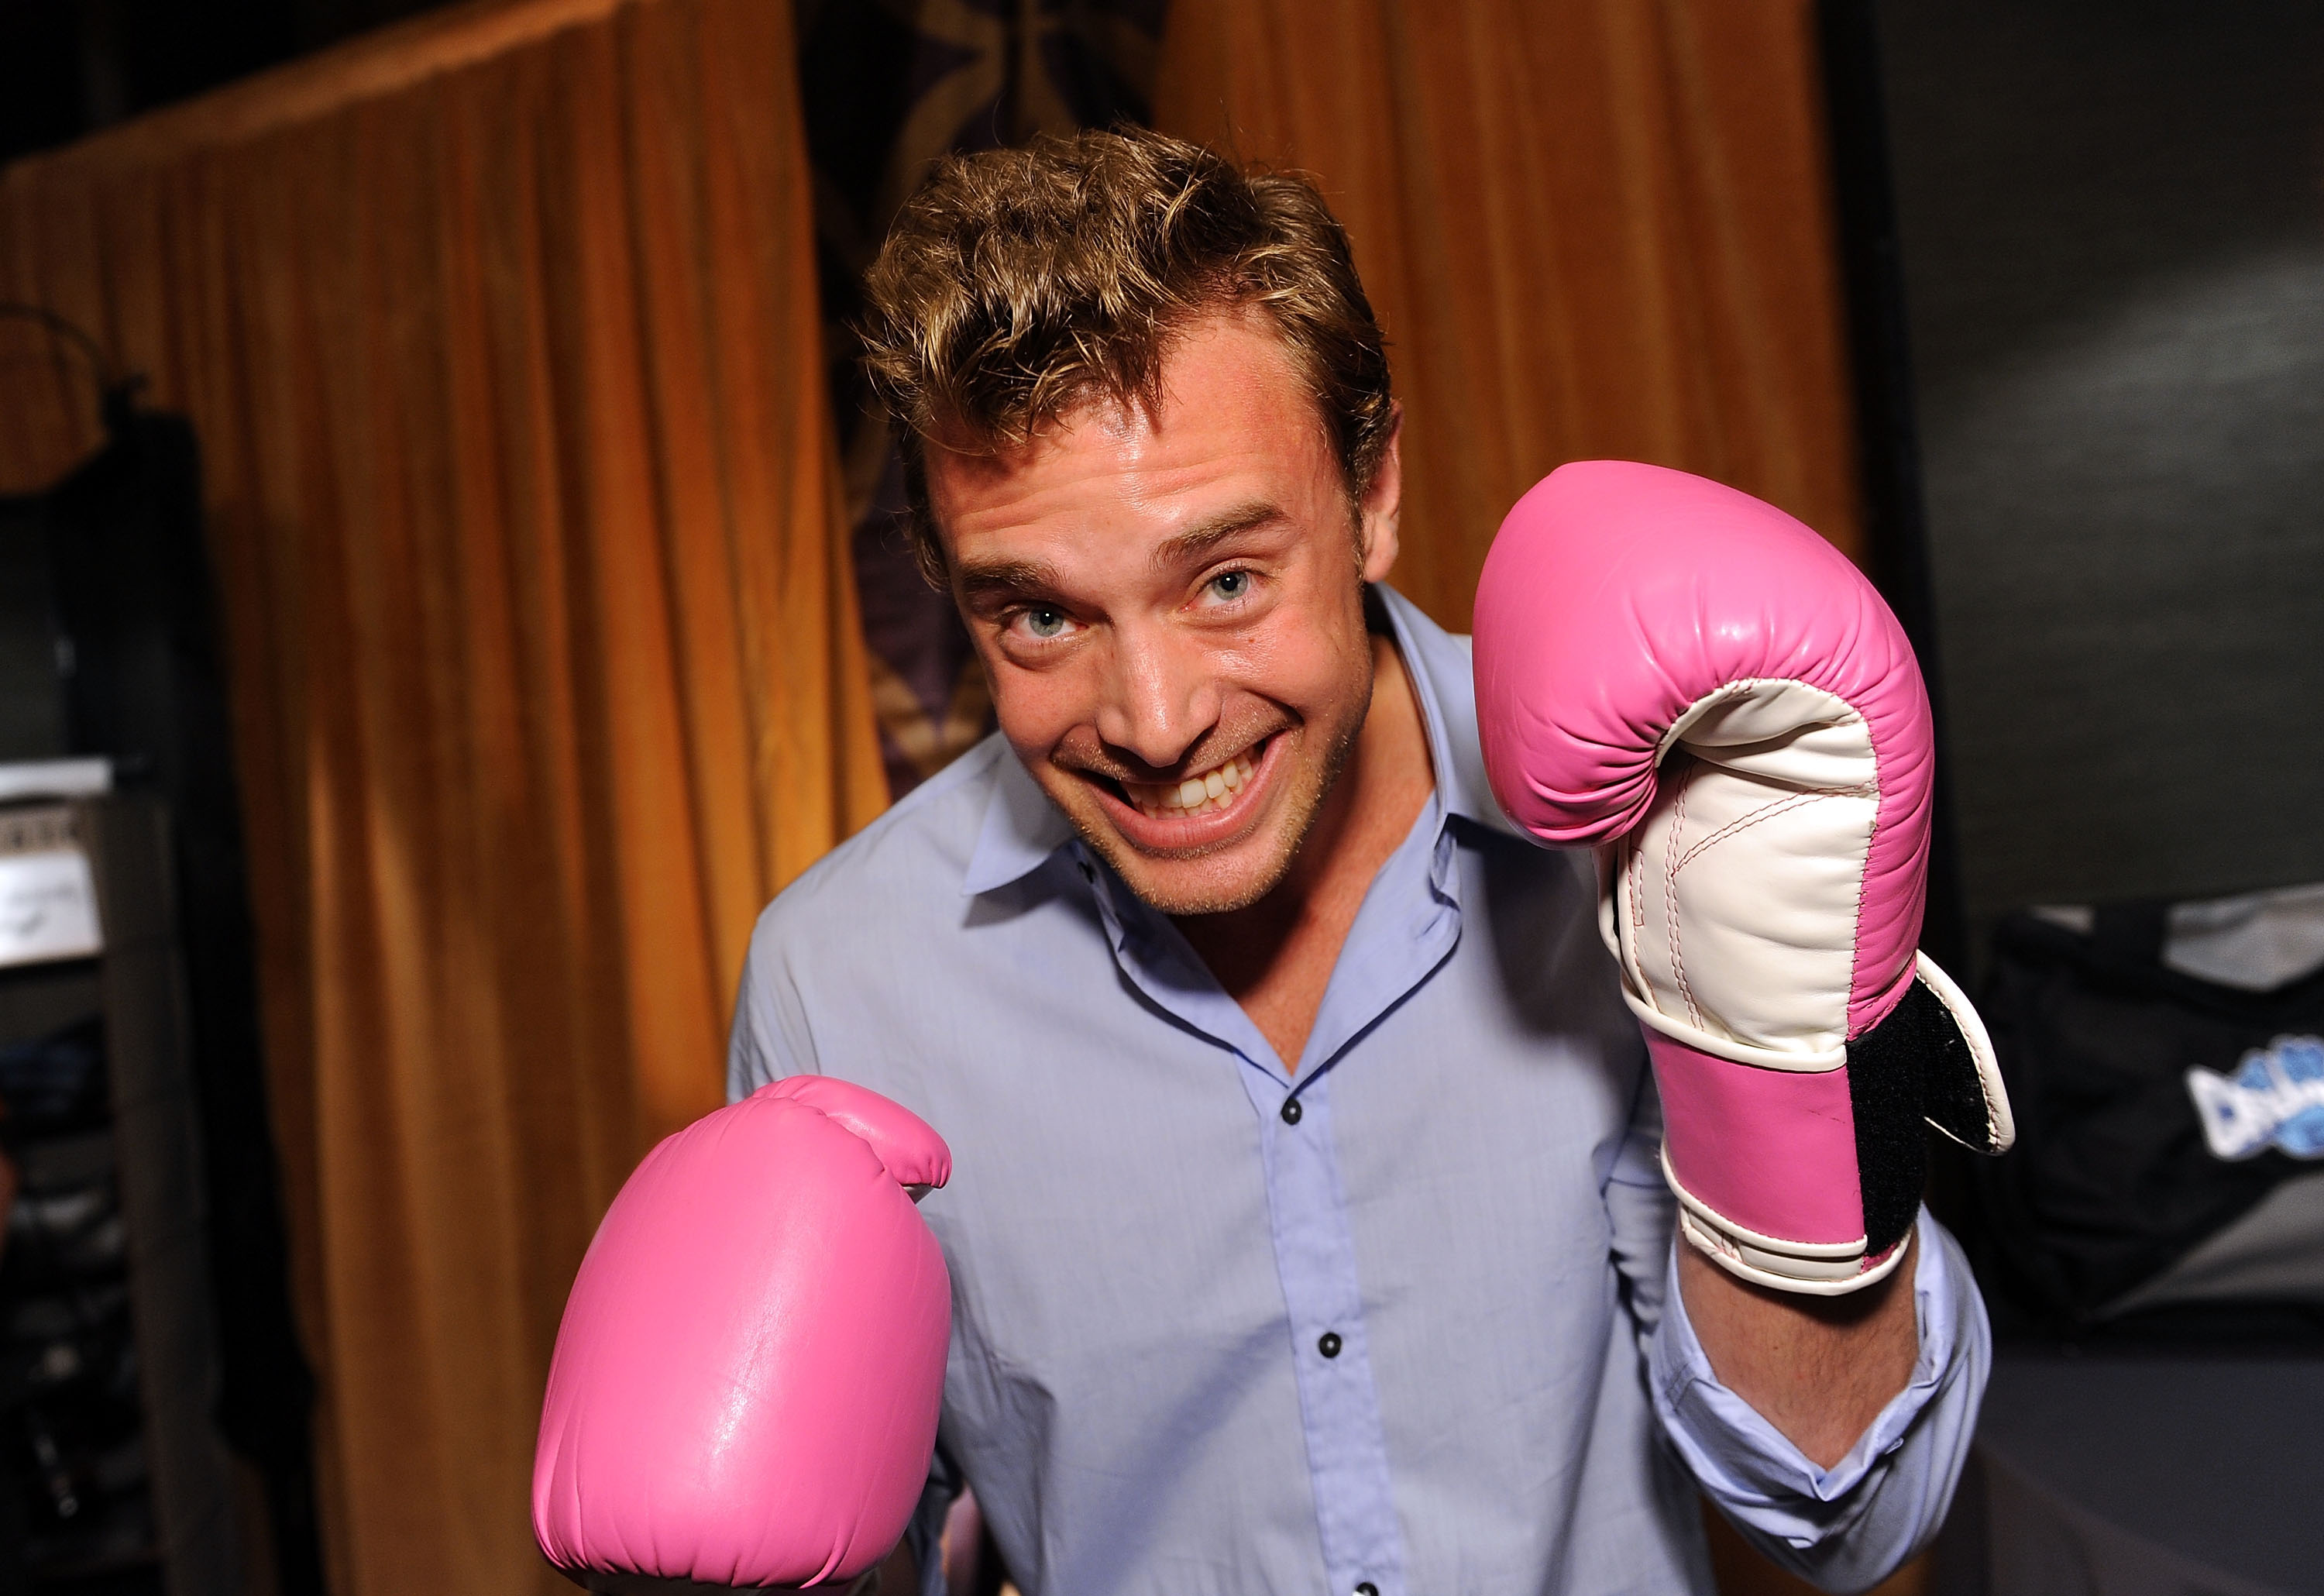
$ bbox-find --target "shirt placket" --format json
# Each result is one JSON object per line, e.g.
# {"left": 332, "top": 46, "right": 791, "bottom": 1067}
{"left": 1250, "top": 1067, "right": 1405, "bottom": 1596}
{"left": 1077, "top": 821, "right": 1463, "bottom": 1596}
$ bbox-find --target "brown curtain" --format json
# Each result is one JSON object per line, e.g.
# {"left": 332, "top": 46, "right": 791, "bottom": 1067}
{"left": 0, "top": 2, "right": 885, "bottom": 1592}
{"left": 1153, "top": 0, "right": 1865, "bottom": 630}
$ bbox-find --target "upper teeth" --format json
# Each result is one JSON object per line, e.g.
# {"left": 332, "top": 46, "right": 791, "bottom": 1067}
{"left": 1126, "top": 749, "right": 1258, "bottom": 820}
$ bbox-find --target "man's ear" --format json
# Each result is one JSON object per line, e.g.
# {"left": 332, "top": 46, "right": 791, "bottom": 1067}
{"left": 1356, "top": 404, "right": 1404, "bottom": 584}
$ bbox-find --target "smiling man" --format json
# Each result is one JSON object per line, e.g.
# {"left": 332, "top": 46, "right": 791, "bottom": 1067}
{"left": 716, "top": 130, "right": 1991, "bottom": 1595}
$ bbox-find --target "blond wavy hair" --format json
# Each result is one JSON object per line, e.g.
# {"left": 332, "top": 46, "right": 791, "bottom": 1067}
{"left": 858, "top": 127, "right": 1395, "bottom": 581}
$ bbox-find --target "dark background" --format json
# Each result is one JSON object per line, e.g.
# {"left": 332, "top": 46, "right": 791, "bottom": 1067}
{"left": 1870, "top": 0, "right": 2324, "bottom": 935}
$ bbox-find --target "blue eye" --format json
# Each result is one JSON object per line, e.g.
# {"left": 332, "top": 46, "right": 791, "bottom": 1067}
{"left": 1023, "top": 605, "right": 1067, "bottom": 638}
{"left": 1209, "top": 570, "right": 1251, "bottom": 600}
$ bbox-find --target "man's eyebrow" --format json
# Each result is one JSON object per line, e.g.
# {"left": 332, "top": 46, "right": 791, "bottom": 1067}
{"left": 1152, "top": 503, "right": 1289, "bottom": 571}
{"left": 954, "top": 557, "right": 1063, "bottom": 605}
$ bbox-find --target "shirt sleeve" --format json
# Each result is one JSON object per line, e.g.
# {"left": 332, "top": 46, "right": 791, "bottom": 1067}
{"left": 904, "top": 1446, "right": 968, "bottom": 1596}
{"left": 1649, "top": 1207, "right": 1991, "bottom": 1591}
{"left": 725, "top": 903, "right": 825, "bottom": 1102}
{"left": 1603, "top": 1061, "right": 1677, "bottom": 1348}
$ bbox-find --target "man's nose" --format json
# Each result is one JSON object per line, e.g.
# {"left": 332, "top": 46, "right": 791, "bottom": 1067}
{"left": 1093, "top": 621, "right": 1221, "bottom": 772}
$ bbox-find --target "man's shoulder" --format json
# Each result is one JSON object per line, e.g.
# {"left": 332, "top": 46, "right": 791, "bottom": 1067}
{"left": 729, "top": 731, "right": 1083, "bottom": 1094}
{"left": 754, "top": 731, "right": 1016, "bottom": 948}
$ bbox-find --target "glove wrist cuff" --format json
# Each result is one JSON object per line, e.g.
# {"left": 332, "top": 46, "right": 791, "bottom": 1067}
{"left": 1669, "top": 1162, "right": 1910, "bottom": 1296}
{"left": 1648, "top": 953, "right": 2013, "bottom": 1297}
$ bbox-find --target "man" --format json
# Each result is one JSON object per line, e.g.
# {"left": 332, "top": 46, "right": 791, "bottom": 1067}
{"left": 562, "top": 129, "right": 1990, "bottom": 1594}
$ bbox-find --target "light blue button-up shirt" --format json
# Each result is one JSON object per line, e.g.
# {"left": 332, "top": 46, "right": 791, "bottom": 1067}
{"left": 729, "top": 587, "right": 1988, "bottom": 1596}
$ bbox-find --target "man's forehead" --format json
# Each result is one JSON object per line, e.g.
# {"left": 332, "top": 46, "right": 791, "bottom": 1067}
{"left": 923, "top": 393, "right": 1148, "bottom": 493}
{"left": 931, "top": 333, "right": 1328, "bottom": 506}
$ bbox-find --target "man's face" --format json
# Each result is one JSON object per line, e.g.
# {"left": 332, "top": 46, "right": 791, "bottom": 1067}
{"left": 927, "top": 312, "right": 1401, "bottom": 915}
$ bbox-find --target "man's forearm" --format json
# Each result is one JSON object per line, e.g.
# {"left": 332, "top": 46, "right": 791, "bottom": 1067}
{"left": 1675, "top": 1231, "right": 1919, "bottom": 1470}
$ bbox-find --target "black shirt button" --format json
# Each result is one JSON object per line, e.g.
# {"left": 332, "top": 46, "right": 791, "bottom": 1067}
{"left": 1280, "top": 1097, "right": 1303, "bottom": 1125}
{"left": 1356, "top": 1584, "right": 1379, "bottom": 1595}
{"left": 1318, "top": 1331, "right": 1342, "bottom": 1359}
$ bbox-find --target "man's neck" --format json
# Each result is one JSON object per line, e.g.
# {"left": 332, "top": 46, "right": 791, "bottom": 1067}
{"left": 1173, "top": 634, "right": 1436, "bottom": 1072}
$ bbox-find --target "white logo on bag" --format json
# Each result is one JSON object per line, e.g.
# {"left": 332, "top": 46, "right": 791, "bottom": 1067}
{"left": 2185, "top": 1035, "right": 2324, "bottom": 1161}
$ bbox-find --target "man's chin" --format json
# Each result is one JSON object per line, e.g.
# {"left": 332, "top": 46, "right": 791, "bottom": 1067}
{"left": 1057, "top": 802, "right": 1299, "bottom": 916}
{"left": 1092, "top": 841, "right": 1298, "bottom": 917}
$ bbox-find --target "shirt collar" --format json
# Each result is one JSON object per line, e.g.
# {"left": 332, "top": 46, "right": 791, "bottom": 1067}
{"left": 960, "top": 582, "right": 1520, "bottom": 898}
{"left": 961, "top": 737, "right": 1077, "bottom": 895}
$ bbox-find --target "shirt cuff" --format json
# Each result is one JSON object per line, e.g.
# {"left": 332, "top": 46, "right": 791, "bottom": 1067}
{"left": 1650, "top": 1206, "right": 1985, "bottom": 1548}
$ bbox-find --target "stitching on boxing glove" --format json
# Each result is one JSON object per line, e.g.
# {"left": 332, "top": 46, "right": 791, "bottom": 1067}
{"left": 1663, "top": 771, "right": 1700, "bottom": 1030}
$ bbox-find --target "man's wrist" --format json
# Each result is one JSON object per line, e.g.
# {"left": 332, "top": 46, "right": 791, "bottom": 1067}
{"left": 1675, "top": 1223, "right": 1921, "bottom": 1470}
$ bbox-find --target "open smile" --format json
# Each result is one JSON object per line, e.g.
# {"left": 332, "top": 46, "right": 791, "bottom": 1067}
{"left": 1081, "top": 735, "right": 1283, "bottom": 851}
{"left": 1119, "top": 746, "right": 1260, "bottom": 820}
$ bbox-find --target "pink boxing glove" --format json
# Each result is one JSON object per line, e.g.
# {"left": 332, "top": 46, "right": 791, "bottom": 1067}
{"left": 533, "top": 1076, "right": 952, "bottom": 1588}
{"left": 1473, "top": 462, "right": 2012, "bottom": 1295}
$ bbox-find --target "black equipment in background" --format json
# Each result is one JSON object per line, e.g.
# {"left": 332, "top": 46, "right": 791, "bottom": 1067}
{"left": 1976, "top": 903, "right": 2324, "bottom": 1336}
{"left": 0, "top": 317, "right": 325, "bottom": 1594}
{"left": 0, "top": 1013, "right": 164, "bottom": 1592}
{"left": 1, "top": 796, "right": 254, "bottom": 1595}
